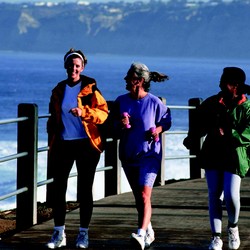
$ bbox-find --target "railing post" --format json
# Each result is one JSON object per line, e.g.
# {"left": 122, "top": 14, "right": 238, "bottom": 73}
{"left": 188, "top": 98, "right": 205, "bottom": 179}
{"left": 155, "top": 97, "right": 167, "bottom": 186}
{"left": 46, "top": 132, "right": 54, "bottom": 207}
{"left": 104, "top": 139, "right": 120, "bottom": 196}
{"left": 16, "top": 103, "right": 38, "bottom": 230}
{"left": 104, "top": 101, "right": 120, "bottom": 196}
{"left": 154, "top": 132, "right": 166, "bottom": 186}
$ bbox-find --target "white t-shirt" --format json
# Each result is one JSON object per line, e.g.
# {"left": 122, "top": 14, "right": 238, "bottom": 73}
{"left": 61, "top": 83, "right": 88, "bottom": 140}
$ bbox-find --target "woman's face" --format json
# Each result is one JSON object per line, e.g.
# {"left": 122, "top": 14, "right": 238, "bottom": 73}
{"left": 125, "top": 73, "right": 144, "bottom": 92}
{"left": 221, "top": 82, "right": 239, "bottom": 99}
{"left": 66, "top": 57, "right": 84, "bottom": 82}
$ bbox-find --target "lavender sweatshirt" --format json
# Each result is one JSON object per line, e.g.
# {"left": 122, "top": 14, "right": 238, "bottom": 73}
{"left": 114, "top": 93, "right": 172, "bottom": 165}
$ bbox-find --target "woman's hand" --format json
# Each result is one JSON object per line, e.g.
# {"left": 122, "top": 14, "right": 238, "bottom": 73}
{"left": 121, "top": 113, "right": 131, "bottom": 129}
{"left": 149, "top": 126, "right": 162, "bottom": 142}
{"left": 70, "top": 107, "right": 82, "bottom": 117}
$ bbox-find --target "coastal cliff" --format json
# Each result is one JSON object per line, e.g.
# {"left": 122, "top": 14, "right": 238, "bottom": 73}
{"left": 0, "top": 0, "right": 250, "bottom": 58}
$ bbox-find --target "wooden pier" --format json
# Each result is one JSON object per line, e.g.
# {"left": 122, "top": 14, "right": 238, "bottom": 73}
{"left": 0, "top": 177, "right": 250, "bottom": 249}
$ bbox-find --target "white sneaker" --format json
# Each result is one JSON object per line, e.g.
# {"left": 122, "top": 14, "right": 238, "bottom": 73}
{"left": 228, "top": 227, "right": 240, "bottom": 250}
{"left": 131, "top": 233, "right": 145, "bottom": 250}
{"left": 76, "top": 230, "right": 89, "bottom": 248}
{"left": 145, "top": 230, "right": 155, "bottom": 248}
{"left": 208, "top": 236, "right": 223, "bottom": 250}
{"left": 46, "top": 230, "right": 66, "bottom": 249}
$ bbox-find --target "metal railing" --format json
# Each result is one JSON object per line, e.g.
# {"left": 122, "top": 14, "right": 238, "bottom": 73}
{"left": 0, "top": 98, "right": 203, "bottom": 230}
{"left": 165, "top": 105, "right": 196, "bottom": 161}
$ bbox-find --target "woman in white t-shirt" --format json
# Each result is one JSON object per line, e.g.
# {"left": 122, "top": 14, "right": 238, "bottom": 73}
{"left": 46, "top": 48, "right": 108, "bottom": 249}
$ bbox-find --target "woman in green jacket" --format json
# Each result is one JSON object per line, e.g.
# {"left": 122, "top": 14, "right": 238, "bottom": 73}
{"left": 183, "top": 67, "right": 250, "bottom": 250}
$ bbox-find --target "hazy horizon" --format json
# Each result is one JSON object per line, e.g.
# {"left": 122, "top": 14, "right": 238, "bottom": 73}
{"left": 0, "top": 0, "right": 233, "bottom": 4}
{"left": 0, "top": 0, "right": 149, "bottom": 3}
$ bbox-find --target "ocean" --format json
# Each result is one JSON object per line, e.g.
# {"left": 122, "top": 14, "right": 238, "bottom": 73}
{"left": 1, "top": 50, "right": 250, "bottom": 210}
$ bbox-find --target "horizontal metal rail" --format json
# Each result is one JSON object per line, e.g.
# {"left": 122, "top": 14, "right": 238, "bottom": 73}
{"left": 37, "top": 146, "right": 49, "bottom": 153}
{"left": 0, "top": 152, "right": 28, "bottom": 163}
{"left": 165, "top": 155, "right": 196, "bottom": 160}
{"left": 67, "top": 166, "right": 113, "bottom": 179}
{"left": 0, "top": 166, "right": 114, "bottom": 201}
{"left": 0, "top": 116, "right": 28, "bottom": 125}
{"left": 0, "top": 187, "right": 28, "bottom": 201}
{"left": 37, "top": 166, "right": 113, "bottom": 188}
{"left": 38, "top": 113, "right": 51, "bottom": 119}
{"left": 168, "top": 105, "right": 195, "bottom": 109}
{"left": 165, "top": 130, "right": 188, "bottom": 134}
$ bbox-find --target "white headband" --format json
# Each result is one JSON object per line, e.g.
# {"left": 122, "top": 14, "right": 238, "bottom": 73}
{"left": 64, "top": 52, "right": 84, "bottom": 63}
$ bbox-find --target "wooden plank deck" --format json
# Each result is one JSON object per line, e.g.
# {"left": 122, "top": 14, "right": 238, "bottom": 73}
{"left": 0, "top": 177, "right": 249, "bottom": 249}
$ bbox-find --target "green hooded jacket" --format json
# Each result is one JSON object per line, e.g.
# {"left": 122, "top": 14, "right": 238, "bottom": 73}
{"left": 195, "top": 93, "right": 250, "bottom": 178}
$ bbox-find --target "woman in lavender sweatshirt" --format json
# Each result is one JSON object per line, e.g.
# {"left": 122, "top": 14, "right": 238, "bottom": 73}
{"left": 112, "top": 62, "right": 172, "bottom": 250}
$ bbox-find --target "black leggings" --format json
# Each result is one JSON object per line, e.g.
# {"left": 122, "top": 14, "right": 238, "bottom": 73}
{"left": 51, "top": 139, "right": 100, "bottom": 228}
